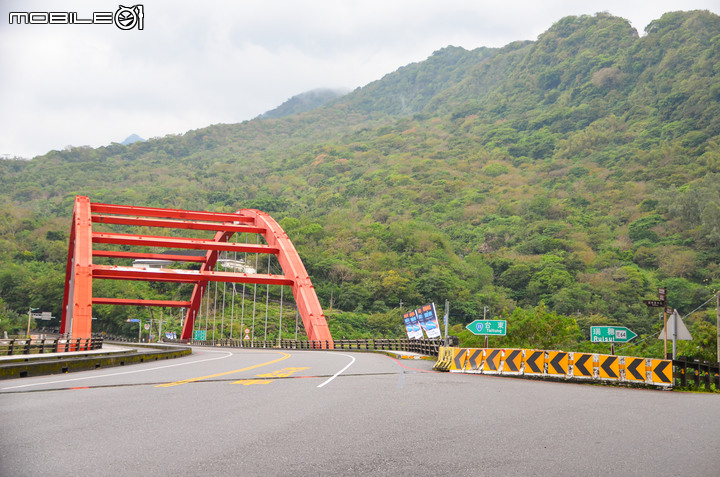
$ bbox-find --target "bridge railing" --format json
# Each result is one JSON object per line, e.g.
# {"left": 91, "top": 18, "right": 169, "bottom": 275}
{"left": 0, "top": 337, "right": 103, "bottom": 355}
{"left": 184, "top": 337, "right": 452, "bottom": 356}
{"left": 330, "top": 338, "right": 446, "bottom": 356}
{"left": 674, "top": 356, "right": 719, "bottom": 392}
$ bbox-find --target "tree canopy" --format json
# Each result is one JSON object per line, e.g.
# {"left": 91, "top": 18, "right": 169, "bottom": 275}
{"left": 1, "top": 11, "right": 718, "bottom": 359}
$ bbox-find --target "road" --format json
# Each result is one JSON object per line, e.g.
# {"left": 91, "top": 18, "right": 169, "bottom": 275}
{"left": 1, "top": 347, "right": 719, "bottom": 476}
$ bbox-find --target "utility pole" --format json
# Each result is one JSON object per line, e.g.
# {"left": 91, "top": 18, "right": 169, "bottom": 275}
{"left": 644, "top": 288, "right": 670, "bottom": 357}
{"left": 658, "top": 287, "right": 668, "bottom": 359}
{"left": 26, "top": 307, "right": 40, "bottom": 338}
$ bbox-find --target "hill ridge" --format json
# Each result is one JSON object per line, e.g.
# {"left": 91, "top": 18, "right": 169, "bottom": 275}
{"left": 0, "top": 11, "right": 718, "bottom": 359}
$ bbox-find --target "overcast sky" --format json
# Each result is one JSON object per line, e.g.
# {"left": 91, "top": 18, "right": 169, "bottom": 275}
{"left": 1, "top": 0, "right": 718, "bottom": 159}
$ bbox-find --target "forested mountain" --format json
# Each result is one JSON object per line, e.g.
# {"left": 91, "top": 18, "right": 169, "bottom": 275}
{"left": 258, "top": 88, "right": 349, "bottom": 119}
{"left": 1, "top": 11, "right": 719, "bottom": 359}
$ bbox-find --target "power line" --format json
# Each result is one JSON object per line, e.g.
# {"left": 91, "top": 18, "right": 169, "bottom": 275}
{"left": 616, "top": 291, "right": 719, "bottom": 353}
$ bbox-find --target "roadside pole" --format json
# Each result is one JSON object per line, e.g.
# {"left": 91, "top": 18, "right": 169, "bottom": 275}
{"left": 26, "top": 307, "right": 39, "bottom": 338}
{"left": 660, "top": 288, "right": 668, "bottom": 358}
{"left": 483, "top": 306, "right": 489, "bottom": 348}
{"left": 663, "top": 307, "right": 668, "bottom": 358}
{"left": 645, "top": 287, "right": 669, "bottom": 359}
{"left": 444, "top": 300, "right": 449, "bottom": 347}
{"left": 672, "top": 307, "right": 678, "bottom": 359}
{"left": 716, "top": 292, "right": 719, "bottom": 364}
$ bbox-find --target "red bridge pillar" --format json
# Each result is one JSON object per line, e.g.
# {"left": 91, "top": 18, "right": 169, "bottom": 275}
{"left": 60, "top": 196, "right": 93, "bottom": 339}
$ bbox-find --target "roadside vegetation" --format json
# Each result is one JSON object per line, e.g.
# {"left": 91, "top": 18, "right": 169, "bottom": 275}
{"left": 1, "top": 11, "right": 718, "bottom": 361}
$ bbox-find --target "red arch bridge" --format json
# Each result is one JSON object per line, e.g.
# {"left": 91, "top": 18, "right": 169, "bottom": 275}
{"left": 60, "top": 196, "right": 333, "bottom": 347}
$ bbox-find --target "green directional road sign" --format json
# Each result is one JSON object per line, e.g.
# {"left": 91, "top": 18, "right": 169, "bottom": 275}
{"left": 466, "top": 319, "right": 506, "bottom": 336}
{"left": 194, "top": 329, "right": 207, "bottom": 341}
{"left": 590, "top": 326, "right": 637, "bottom": 343}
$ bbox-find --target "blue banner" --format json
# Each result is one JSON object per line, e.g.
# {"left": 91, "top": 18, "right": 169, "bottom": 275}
{"left": 403, "top": 309, "right": 424, "bottom": 339}
{"left": 417, "top": 303, "right": 442, "bottom": 339}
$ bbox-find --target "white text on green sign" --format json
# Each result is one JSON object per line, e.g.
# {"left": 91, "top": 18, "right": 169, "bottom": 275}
{"left": 466, "top": 319, "right": 506, "bottom": 336}
{"left": 590, "top": 326, "right": 637, "bottom": 343}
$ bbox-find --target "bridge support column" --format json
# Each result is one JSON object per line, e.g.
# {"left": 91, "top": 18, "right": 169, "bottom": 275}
{"left": 60, "top": 196, "right": 93, "bottom": 339}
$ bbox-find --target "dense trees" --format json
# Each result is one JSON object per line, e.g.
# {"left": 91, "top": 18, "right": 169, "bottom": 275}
{"left": 1, "top": 11, "right": 719, "bottom": 359}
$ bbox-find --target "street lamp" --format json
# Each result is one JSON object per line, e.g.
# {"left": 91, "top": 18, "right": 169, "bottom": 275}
{"left": 27, "top": 307, "right": 39, "bottom": 338}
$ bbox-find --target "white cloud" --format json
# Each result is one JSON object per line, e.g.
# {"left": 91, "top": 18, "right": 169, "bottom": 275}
{"left": 0, "top": 0, "right": 718, "bottom": 158}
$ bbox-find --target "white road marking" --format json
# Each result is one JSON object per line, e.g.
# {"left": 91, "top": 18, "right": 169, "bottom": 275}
{"left": 1, "top": 349, "right": 233, "bottom": 390}
{"left": 317, "top": 353, "right": 356, "bottom": 388}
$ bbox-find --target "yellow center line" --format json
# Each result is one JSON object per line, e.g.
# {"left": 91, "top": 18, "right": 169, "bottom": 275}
{"left": 156, "top": 351, "right": 291, "bottom": 387}
{"left": 233, "top": 367, "right": 311, "bottom": 385}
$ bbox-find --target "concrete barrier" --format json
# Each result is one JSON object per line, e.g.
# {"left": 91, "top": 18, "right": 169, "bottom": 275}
{"left": 0, "top": 343, "right": 191, "bottom": 380}
{"left": 435, "top": 347, "right": 673, "bottom": 389}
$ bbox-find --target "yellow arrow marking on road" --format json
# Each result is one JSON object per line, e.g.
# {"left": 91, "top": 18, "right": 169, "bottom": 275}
{"left": 233, "top": 367, "right": 310, "bottom": 385}
{"left": 235, "top": 379, "right": 273, "bottom": 386}
{"left": 256, "top": 367, "right": 310, "bottom": 378}
{"left": 156, "top": 352, "right": 291, "bottom": 387}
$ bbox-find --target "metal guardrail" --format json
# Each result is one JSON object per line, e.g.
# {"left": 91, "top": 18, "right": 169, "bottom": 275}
{"left": 0, "top": 337, "right": 103, "bottom": 356}
{"left": 185, "top": 337, "right": 457, "bottom": 356}
{"left": 330, "top": 338, "right": 445, "bottom": 356}
{"left": 8, "top": 333, "right": 717, "bottom": 391}
{"left": 0, "top": 341, "right": 191, "bottom": 380}
{"left": 674, "top": 357, "right": 720, "bottom": 392}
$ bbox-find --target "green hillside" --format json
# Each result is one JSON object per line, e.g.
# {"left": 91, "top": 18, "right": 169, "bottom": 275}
{"left": 1, "top": 11, "right": 718, "bottom": 359}
{"left": 258, "top": 88, "right": 349, "bottom": 119}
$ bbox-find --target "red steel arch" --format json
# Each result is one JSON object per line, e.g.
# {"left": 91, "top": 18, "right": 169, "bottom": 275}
{"left": 61, "top": 196, "right": 333, "bottom": 347}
